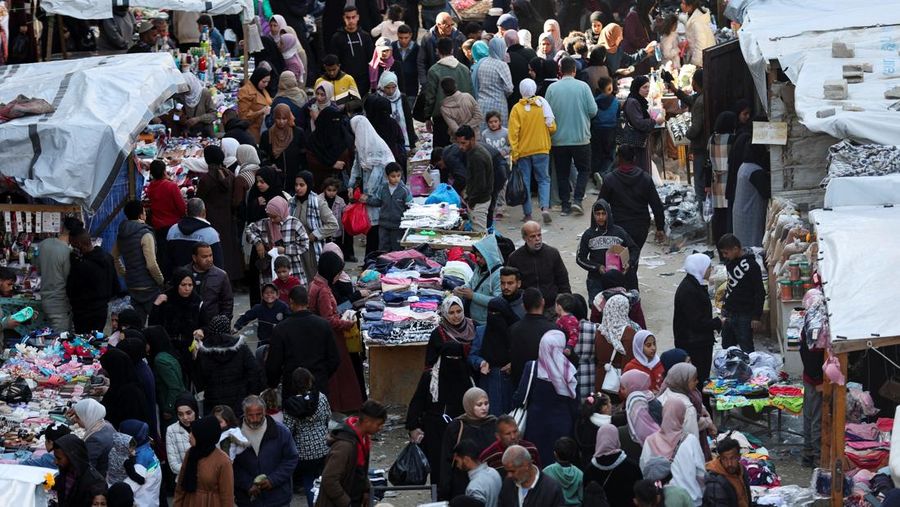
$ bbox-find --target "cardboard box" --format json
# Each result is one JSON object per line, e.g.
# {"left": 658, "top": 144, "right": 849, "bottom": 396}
{"left": 606, "top": 244, "right": 630, "bottom": 272}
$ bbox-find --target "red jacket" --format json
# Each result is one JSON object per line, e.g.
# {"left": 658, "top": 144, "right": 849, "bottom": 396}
{"left": 145, "top": 179, "right": 186, "bottom": 229}
{"left": 623, "top": 360, "right": 666, "bottom": 392}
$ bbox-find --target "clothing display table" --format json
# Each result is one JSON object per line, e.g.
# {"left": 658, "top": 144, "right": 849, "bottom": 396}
{"left": 367, "top": 342, "right": 427, "bottom": 406}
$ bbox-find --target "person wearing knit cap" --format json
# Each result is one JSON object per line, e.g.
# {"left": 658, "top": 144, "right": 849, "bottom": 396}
{"left": 174, "top": 415, "right": 233, "bottom": 505}
{"left": 167, "top": 392, "right": 199, "bottom": 475}
{"left": 496, "top": 13, "right": 518, "bottom": 36}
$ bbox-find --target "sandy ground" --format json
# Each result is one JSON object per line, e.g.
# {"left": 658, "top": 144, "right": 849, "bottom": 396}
{"left": 229, "top": 182, "right": 811, "bottom": 506}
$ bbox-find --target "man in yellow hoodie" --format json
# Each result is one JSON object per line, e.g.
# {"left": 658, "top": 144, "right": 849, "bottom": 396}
{"left": 508, "top": 79, "right": 557, "bottom": 224}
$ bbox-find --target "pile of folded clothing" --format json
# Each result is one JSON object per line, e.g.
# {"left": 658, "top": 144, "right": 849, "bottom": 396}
{"left": 845, "top": 418, "right": 892, "bottom": 471}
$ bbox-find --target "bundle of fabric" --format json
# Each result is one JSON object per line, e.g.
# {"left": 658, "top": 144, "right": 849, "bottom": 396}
{"left": 824, "top": 140, "right": 900, "bottom": 187}
{"left": 0, "top": 95, "right": 55, "bottom": 123}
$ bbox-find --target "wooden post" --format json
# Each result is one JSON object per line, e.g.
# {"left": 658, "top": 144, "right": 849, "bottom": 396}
{"left": 56, "top": 13, "right": 68, "bottom": 59}
{"left": 821, "top": 360, "right": 833, "bottom": 468}
{"left": 830, "top": 352, "right": 849, "bottom": 507}
{"left": 242, "top": 23, "right": 250, "bottom": 80}
{"left": 33, "top": 0, "right": 42, "bottom": 61}
{"left": 45, "top": 14, "right": 55, "bottom": 61}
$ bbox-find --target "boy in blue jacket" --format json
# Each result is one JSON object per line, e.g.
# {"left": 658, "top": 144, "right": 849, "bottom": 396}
{"left": 362, "top": 162, "right": 412, "bottom": 252}
{"left": 234, "top": 283, "right": 289, "bottom": 346}
{"left": 591, "top": 76, "right": 619, "bottom": 182}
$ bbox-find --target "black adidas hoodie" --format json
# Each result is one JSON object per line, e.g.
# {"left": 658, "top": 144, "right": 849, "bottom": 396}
{"left": 723, "top": 249, "right": 765, "bottom": 318}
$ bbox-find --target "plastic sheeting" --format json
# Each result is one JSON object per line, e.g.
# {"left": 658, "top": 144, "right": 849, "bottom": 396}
{"left": 0, "top": 53, "right": 185, "bottom": 210}
{"left": 40, "top": 0, "right": 253, "bottom": 20}
{"left": 0, "top": 464, "right": 54, "bottom": 507}
{"left": 810, "top": 206, "right": 900, "bottom": 342}
{"left": 737, "top": 0, "right": 900, "bottom": 143}
{"left": 825, "top": 174, "right": 900, "bottom": 208}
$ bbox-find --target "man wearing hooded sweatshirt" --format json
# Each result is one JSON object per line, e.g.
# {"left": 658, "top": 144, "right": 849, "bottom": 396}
{"left": 317, "top": 400, "right": 387, "bottom": 507}
{"left": 68, "top": 228, "right": 119, "bottom": 334}
{"left": 52, "top": 434, "right": 106, "bottom": 506}
{"left": 673, "top": 253, "right": 723, "bottom": 384}
{"left": 597, "top": 145, "right": 666, "bottom": 290}
{"left": 113, "top": 200, "right": 165, "bottom": 325}
{"left": 454, "top": 234, "right": 503, "bottom": 326}
{"left": 423, "top": 37, "right": 473, "bottom": 148}
{"left": 576, "top": 199, "right": 639, "bottom": 304}
{"left": 330, "top": 6, "right": 375, "bottom": 96}
{"left": 167, "top": 198, "right": 224, "bottom": 270}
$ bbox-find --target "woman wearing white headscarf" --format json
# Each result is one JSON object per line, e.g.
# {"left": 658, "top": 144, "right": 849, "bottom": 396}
{"left": 508, "top": 78, "right": 556, "bottom": 222}
{"left": 221, "top": 137, "right": 240, "bottom": 172}
{"left": 348, "top": 115, "right": 395, "bottom": 256}
{"left": 473, "top": 36, "right": 514, "bottom": 127}
{"left": 513, "top": 330, "right": 579, "bottom": 465}
{"left": 543, "top": 20, "right": 564, "bottom": 52}
{"left": 377, "top": 70, "right": 417, "bottom": 150}
{"left": 673, "top": 253, "right": 722, "bottom": 385}
{"left": 178, "top": 70, "right": 216, "bottom": 137}
{"left": 71, "top": 398, "right": 116, "bottom": 476}
{"left": 623, "top": 330, "right": 665, "bottom": 391}
{"left": 595, "top": 294, "right": 641, "bottom": 392}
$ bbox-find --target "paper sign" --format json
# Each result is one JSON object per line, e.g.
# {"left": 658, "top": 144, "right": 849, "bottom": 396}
{"left": 35, "top": 212, "right": 42, "bottom": 234}
{"left": 3, "top": 212, "right": 10, "bottom": 233}
{"left": 24, "top": 212, "right": 32, "bottom": 233}
{"left": 752, "top": 121, "right": 788, "bottom": 145}
{"left": 42, "top": 212, "right": 60, "bottom": 233}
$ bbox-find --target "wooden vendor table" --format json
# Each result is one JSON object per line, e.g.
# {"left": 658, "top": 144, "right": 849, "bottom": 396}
{"left": 367, "top": 342, "right": 427, "bottom": 406}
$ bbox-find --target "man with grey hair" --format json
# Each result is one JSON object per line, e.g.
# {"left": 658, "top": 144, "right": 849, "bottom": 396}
{"left": 166, "top": 197, "right": 223, "bottom": 273}
{"left": 506, "top": 221, "right": 571, "bottom": 313}
{"left": 233, "top": 394, "right": 299, "bottom": 506}
{"left": 498, "top": 444, "right": 564, "bottom": 506}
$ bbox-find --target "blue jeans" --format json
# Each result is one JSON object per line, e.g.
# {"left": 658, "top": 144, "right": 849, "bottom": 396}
{"left": 517, "top": 154, "right": 550, "bottom": 216}
{"left": 722, "top": 311, "right": 755, "bottom": 352}
{"left": 479, "top": 367, "right": 513, "bottom": 416}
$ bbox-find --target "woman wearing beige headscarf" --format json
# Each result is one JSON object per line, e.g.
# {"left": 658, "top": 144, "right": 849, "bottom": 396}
{"left": 601, "top": 22, "right": 657, "bottom": 76}
{"left": 260, "top": 103, "right": 307, "bottom": 186}
{"left": 438, "top": 387, "right": 497, "bottom": 500}
{"left": 264, "top": 70, "right": 307, "bottom": 131}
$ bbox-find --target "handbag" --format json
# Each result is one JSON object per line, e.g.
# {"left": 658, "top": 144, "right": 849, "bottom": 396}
{"left": 601, "top": 350, "right": 622, "bottom": 394}
{"left": 509, "top": 362, "right": 536, "bottom": 433}
{"left": 615, "top": 106, "right": 649, "bottom": 148}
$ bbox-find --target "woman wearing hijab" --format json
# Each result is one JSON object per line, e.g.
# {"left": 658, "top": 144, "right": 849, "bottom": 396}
{"left": 708, "top": 111, "right": 738, "bottom": 242}
{"left": 585, "top": 11, "right": 605, "bottom": 47}
{"left": 624, "top": 330, "right": 665, "bottom": 391}
{"left": 265, "top": 71, "right": 307, "bottom": 130}
{"left": 198, "top": 145, "right": 243, "bottom": 282}
{"left": 508, "top": 78, "right": 557, "bottom": 223}
{"left": 245, "top": 195, "right": 310, "bottom": 286}
{"left": 621, "top": 369, "right": 661, "bottom": 448}
{"left": 673, "top": 253, "right": 721, "bottom": 385}
{"left": 233, "top": 144, "right": 262, "bottom": 232}
{"left": 543, "top": 19, "right": 564, "bottom": 53}
{"left": 309, "top": 251, "right": 364, "bottom": 413}
{"left": 71, "top": 398, "right": 116, "bottom": 476}
{"left": 166, "top": 392, "right": 199, "bottom": 476}
{"left": 238, "top": 66, "right": 274, "bottom": 142}
{"left": 595, "top": 294, "right": 640, "bottom": 393}
{"left": 279, "top": 31, "right": 306, "bottom": 85}
{"left": 425, "top": 295, "right": 477, "bottom": 367}
{"left": 622, "top": 0, "right": 658, "bottom": 74}
{"left": 473, "top": 37, "right": 514, "bottom": 127}
{"left": 194, "top": 315, "right": 263, "bottom": 415}
{"left": 600, "top": 23, "right": 654, "bottom": 76}
{"left": 536, "top": 32, "right": 556, "bottom": 61}
{"left": 438, "top": 387, "right": 497, "bottom": 500}
{"left": 149, "top": 267, "right": 201, "bottom": 371}
{"left": 368, "top": 37, "right": 403, "bottom": 94}
{"left": 622, "top": 75, "right": 664, "bottom": 172}
{"left": 514, "top": 330, "right": 579, "bottom": 466}
{"left": 261, "top": 103, "right": 307, "bottom": 186}
{"left": 178, "top": 71, "right": 217, "bottom": 137}
{"left": 52, "top": 434, "right": 106, "bottom": 507}
{"left": 583, "top": 423, "right": 643, "bottom": 506}
{"left": 174, "top": 415, "right": 233, "bottom": 505}
{"left": 348, "top": 115, "right": 396, "bottom": 256}
{"left": 243, "top": 166, "right": 291, "bottom": 304}
{"left": 656, "top": 363, "right": 715, "bottom": 446}
{"left": 288, "top": 171, "right": 339, "bottom": 282}
{"left": 306, "top": 100, "right": 355, "bottom": 189}
{"left": 377, "top": 70, "right": 417, "bottom": 152}
{"left": 100, "top": 348, "right": 150, "bottom": 431}
{"left": 117, "top": 335, "right": 160, "bottom": 441}
{"left": 732, "top": 142, "right": 771, "bottom": 248}
{"left": 640, "top": 402, "right": 706, "bottom": 505}
{"left": 221, "top": 138, "right": 240, "bottom": 174}
{"left": 301, "top": 81, "right": 335, "bottom": 134}
{"left": 143, "top": 325, "right": 186, "bottom": 423}
{"left": 365, "top": 94, "right": 409, "bottom": 171}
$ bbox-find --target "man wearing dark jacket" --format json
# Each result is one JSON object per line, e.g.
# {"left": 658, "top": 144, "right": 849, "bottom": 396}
{"left": 234, "top": 395, "right": 299, "bottom": 506}
{"left": 316, "top": 400, "right": 387, "bottom": 507}
{"left": 167, "top": 198, "right": 224, "bottom": 270}
{"left": 597, "top": 145, "right": 667, "bottom": 290}
{"left": 266, "top": 285, "right": 340, "bottom": 397}
{"left": 703, "top": 438, "right": 752, "bottom": 507}
{"left": 717, "top": 234, "right": 765, "bottom": 353}
{"left": 223, "top": 109, "right": 257, "bottom": 146}
{"left": 112, "top": 200, "right": 165, "bottom": 325}
{"left": 507, "top": 288, "right": 559, "bottom": 387}
{"left": 456, "top": 125, "right": 494, "bottom": 233}
{"left": 498, "top": 445, "right": 564, "bottom": 507}
{"left": 576, "top": 199, "right": 638, "bottom": 304}
{"left": 330, "top": 6, "right": 375, "bottom": 96}
{"left": 392, "top": 24, "right": 421, "bottom": 98}
{"left": 507, "top": 221, "right": 571, "bottom": 312}
{"left": 185, "top": 242, "right": 233, "bottom": 325}
{"left": 673, "top": 253, "right": 722, "bottom": 384}
{"left": 505, "top": 30, "right": 537, "bottom": 107}
{"left": 418, "top": 12, "right": 468, "bottom": 88}
{"left": 668, "top": 70, "right": 707, "bottom": 207}
{"left": 68, "top": 229, "right": 120, "bottom": 334}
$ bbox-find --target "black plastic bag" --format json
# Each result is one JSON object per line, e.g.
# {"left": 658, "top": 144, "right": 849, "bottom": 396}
{"left": 505, "top": 165, "right": 527, "bottom": 206}
{"left": 388, "top": 442, "right": 430, "bottom": 485}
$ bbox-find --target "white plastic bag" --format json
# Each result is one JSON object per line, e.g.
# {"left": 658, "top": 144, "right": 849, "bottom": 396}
{"left": 702, "top": 195, "right": 714, "bottom": 222}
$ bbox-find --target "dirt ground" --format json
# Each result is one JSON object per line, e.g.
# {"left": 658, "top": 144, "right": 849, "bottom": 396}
{"left": 231, "top": 181, "right": 811, "bottom": 506}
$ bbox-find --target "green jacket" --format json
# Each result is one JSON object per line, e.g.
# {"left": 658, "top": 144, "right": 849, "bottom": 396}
{"left": 154, "top": 352, "right": 186, "bottom": 417}
{"left": 423, "top": 56, "right": 473, "bottom": 120}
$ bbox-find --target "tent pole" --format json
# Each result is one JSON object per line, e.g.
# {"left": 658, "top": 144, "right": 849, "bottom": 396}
{"left": 242, "top": 23, "right": 250, "bottom": 81}
{"left": 45, "top": 14, "right": 54, "bottom": 61}
{"left": 56, "top": 14, "right": 68, "bottom": 59}
{"left": 830, "top": 352, "right": 849, "bottom": 507}
{"left": 33, "top": 0, "right": 42, "bottom": 61}
{"left": 820, "top": 355, "right": 833, "bottom": 468}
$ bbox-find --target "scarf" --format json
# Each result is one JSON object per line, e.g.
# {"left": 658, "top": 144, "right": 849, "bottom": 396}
{"left": 265, "top": 196, "right": 289, "bottom": 244}
{"left": 221, "top": 137, "right": 239, "bottom": 169}
{"left": 707, "top": 458, "right": 750, "bottom": 507}
{"left": 458, "top": 387, "right": 495, "bottom": 424}
{"left": 269, "top": 103, "right": 295, "bottom": 158}
{"left": 470, "top": 40, "right": 490, "bottom": 93}
{"left": 684, "top": 253, "right": 711, "bottom": 285}
{"left": 622, "top": 370, "right": 660, "bottom": 443}
{"left": 174, "top": 392, "right": 199, "bottom": 432}
{"left": 277, "top": 70, "right": 308, "bottom": 106}
{"left": 346, "top": 417, "right": 371, "bottom": 467}
{"left": 543, "top": 19, "right": 563, "bottom": 52}
{"left": 488, "top": 35, "right": 509, "bottom": 63}
{"left": 350, "top": 115, "right": 395, "bottom": 170}
{"left": 237, "top": 145, "right": 260, "bottom": 186}
{"left": 180, "top": 415, "right": 223, "bottom": 493}
{"left": 107, "top": 433, "right": 140, "bottom": 485}
{"left": 297, "top": 184, "right": 325, "bottom": 261}
{"left": 600, "top": 23, "right": 623, "bottom": 53}
{"left": 243, "top": 417, "right": 268, "bottom": 455}
{"left": 645, "top": 400, "right": 687, "bottom": 459}
{"left": 309, "top": 105, "right": 353, "bottom": 167}
{"left": 368, "top": 45, "right": 395, "bottom": 92}
{"left": 628, "top": 75, "right": 650, "bottom": 113}
{"left": 269, "top": 14, "right": 286, "bottom": 43}
{"left": 518, "top": 78, "right": 555, "bottom": 127}
{"left": 280, "top": 32, "right": 300, "bottom": 60}
{"left": 322, "top": 242, "right": 351, "bottom": 284}
{"left": 377, "top": 71, "right": 410, "bottom": 147}
{"left": 599, "top": 294, "right": 630, "bottom": 354}
{"left": 439, "top": 296, "right": 476, "bottom": 344}
{"left": 593, "top": 423, "right": 621, "bottom": 457}
{"left": 182, "top": 71, "right": 204, "bottom": 108}
{"left": 632, "top": 330, "right": 660, "bottom": 369}
{"left": 73, "top": 398, "right": 108, "bottom": 440}
{"left": 662, "top": 362, "right": 706, "bottom": 417}
{"left": 537, "top": 330, "right": 577, "bottom": 398}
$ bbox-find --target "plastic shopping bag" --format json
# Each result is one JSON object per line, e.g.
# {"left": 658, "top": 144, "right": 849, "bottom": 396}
{"left": 388, "top": 442, "right": 430, "bottom": 485}
{"left": 703, "top": 195, "right": 713, "bottom": 223}
{"left": 505, "top": 164, "right": 527, "bottom": 206}
{"left": 342, "top": 188, "right": 371, "bottom": 236}
{"left": 424, "top": 183, "right": 462, "bottom": 207}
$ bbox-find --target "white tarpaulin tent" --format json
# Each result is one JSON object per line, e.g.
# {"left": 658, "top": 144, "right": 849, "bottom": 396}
{"left": 825, "top": 174, "right": 900, "bottom": 208}
{"left": 810, "top": 206, "right": 900, "bottom": 342}
{"left": 0, "top": 53, "right": 185, "bottom": 210}
{"left": 737, "top": 0, "right": 900, "bottom": 144}
{"left": 40, "top": 0, "right": 253, "bottom": 20}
